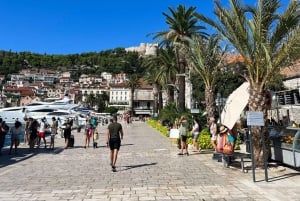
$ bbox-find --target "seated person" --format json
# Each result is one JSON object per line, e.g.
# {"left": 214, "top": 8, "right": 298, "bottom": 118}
{"left": 216, "top": 125, "right": 235, "bottom": 155}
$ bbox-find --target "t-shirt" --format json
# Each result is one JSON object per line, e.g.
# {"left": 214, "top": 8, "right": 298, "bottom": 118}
{"left": 108, "top": 122, "right": 122, "bottom": 139}
{"left": 192, "top": 123, "right": 199, "bottom": 135}
{"left": 210, "top": 123, "right": 217, "bottom": 136}
{"left": 91, "top": 117, "right": 98, "bottom": 128}
{"left": 179, "top": 120, "right": 188, "bottom": 136}
{"left": 39, "top": 121, "right": 46, "bottom": 132}
{"left": 11, "top": 127, "right": 22, "bottom": 140}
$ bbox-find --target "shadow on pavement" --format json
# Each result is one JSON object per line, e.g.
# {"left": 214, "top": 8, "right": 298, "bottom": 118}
{"left": 120, "top": 143, "right": 134, "bottom": 146}
{"left": 119, "top": 162, "right": 157, "bottom": 171}
{"left": 267, "top": 172, "right": 300, "bottom": 182}
{"left": 0, "top": 147, "right": 64, "bottom": 169}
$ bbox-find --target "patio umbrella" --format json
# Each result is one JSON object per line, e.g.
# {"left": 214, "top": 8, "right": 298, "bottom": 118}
{"left": 220, "top": 82, "right": 250, "bottom": 129}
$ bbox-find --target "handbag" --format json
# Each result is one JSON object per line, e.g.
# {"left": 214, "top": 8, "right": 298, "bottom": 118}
{"left": 223, "top": 143, "right": 233, "bottom": 155}
{"left": 93, "top": 132, "right": 99, "bottom": 140}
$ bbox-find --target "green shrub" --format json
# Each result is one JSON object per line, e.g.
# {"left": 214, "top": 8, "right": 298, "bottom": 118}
{"left": 147, "top": 119, "right": 220, "bottom": 151}
{"left": 147, "top": 119, "right": 169, "bottom": 137}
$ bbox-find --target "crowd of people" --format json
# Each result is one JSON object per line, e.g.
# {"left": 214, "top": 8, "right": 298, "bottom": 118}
{"left": 0, "top": 113, "right": 125, "bottom": 173}
{"left": 174, "top": 115, "right": 236, "bottom": 157}
{"left": 0, "top": 116, "right": 79, "bottom": 154}
{"left": 1, "top": 112, "right": 238, "bottom": 171}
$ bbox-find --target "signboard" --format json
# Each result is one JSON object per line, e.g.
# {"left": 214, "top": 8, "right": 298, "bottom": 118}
{"left": 246, "top": 111, "right": 264, "bottom": 126}
{"left": 190, "top": 109, "right": 200, "bottom": 114}
{"left": 169, "top": 129, "right": 179, "bottom": 139}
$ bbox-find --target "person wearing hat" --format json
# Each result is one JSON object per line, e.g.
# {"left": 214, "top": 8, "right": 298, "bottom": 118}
{"left": 216, "top": 125, "right": 235, "bottom": 154}
{"left": 208, "top": 117, "right": 217, "bottom": 151}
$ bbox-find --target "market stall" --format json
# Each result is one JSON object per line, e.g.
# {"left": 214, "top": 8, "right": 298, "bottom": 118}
{"left": 270, "top": 127, "right": 300, "bottom": 168}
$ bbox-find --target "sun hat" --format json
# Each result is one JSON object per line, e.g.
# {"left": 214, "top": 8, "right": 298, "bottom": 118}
{"left": 219, "top": 125, "right": 228, "bottom": 133}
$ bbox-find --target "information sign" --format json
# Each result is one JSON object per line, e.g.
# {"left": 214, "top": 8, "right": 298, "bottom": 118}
{"left": 169, "top": 129, "right": 179, "bottom": 139}
{"left": 246, "top": 111, "right": 264, "bottom": 126}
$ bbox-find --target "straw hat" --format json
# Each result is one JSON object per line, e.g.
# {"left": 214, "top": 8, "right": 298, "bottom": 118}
{"left": 219, "top": 125, "right": 228, "bottom": 133}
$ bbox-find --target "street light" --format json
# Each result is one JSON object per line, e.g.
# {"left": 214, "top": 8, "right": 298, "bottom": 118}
{"left": 167, "top": 84, "right": 179, "bottom": 92}
{"left": 216, "top": 92, "right": 222, "bottom": 124}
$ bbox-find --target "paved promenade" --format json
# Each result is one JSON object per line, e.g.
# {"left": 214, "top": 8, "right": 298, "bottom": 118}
{"left": 0, "top": 120, "right": 299, "bottom": 201}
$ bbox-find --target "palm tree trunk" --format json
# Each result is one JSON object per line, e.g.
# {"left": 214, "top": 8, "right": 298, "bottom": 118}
{"left": 153, "top": 84, "right": 159, "bottom": 115}
{"left": 248, "top": 83, "right": 270, "bottom": 167}
{"left": 158, "top": 90, "right": 163, "bottom": 112}
{"left": 178, "top": 59, "right": 186, "bottom": 112}
{"left": 131, "top": 89, "right": 134, "bottom": 116}
{"left": 205, "top": 86, "right": 216, "bottom": 120}
{"left": 167, "top": 86, "right": 175, "bottom": 103}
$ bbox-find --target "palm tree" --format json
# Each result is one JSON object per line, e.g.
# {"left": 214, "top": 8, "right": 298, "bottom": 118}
{"left": 183, "top": 34, "right": 228, "bottom": 120}
{"left": 85, "top": 93, "right": 96, "bottom": 109}
{"left": 143, "top": 73, "right": 161, "bottom": 115}
{"left": 195, "top": 0, "right": 300, "bottom": 166}
{"left": 95, "top": 92, "right": 109, "bottom": 112}
{"left": 143, "top": 47, "right": 178, "bottom": 105}
{"left": 126, "top": 74, "right": 141, "bottom": 116}
{"left": 153, "top": 5, "right": 207, "bottom": 112}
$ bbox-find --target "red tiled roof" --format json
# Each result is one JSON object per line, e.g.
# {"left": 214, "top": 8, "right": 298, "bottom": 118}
{"left": 5, "top": 87, "right": 35, "bottom": 92}
{"left": 20, "top": 90, "right": 34, "bottom": 97}
{"left": 280, "top": 60, "right": 300, "bottom": 77}
{"left": 111, "top": 83, "right": 126, "bottom": 88}
{"left": 226, "top": 54, "right": 247, "bottom": 64}
{"left": 139, "top": 79, "right": 152, "bottom": 89}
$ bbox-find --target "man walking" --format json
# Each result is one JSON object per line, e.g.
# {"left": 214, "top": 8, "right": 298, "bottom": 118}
{"left": 106, "top": 115, "right": 124, "bottom": 172}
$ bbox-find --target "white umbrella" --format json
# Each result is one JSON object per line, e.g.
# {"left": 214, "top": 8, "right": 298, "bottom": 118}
{"left": 220, "top": 82, "right": 250, "bottom": 129}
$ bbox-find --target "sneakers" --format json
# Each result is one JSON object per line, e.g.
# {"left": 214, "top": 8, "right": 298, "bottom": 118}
{"left": 177, "top": 152, "right": 189, "bottom": 156}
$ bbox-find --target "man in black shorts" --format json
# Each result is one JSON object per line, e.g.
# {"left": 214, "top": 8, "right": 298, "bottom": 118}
{"left": 106, "top": 115, "right": 124, "bottom": 172}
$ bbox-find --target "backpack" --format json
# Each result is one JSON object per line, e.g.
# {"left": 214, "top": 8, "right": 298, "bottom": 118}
{"left": 30, "top": 120, "right": 39, "bottom": 130}
{"left": 0, "top": 122, "right": 9, "bottom": 134}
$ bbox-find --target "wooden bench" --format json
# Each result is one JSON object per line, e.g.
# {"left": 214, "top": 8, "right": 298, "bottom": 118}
{"left": 221, "top": 152, "right": 252, "bottom": 173}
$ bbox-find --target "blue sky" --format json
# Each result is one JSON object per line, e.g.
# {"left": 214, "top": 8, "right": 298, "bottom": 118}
{"left": 0, "top": 0, "right": 290, "bottom": 55}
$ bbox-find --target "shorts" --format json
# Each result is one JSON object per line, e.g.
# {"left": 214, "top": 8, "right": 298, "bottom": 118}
{"left": 11, "top": 134, "right": 20, "bottom": 141}
{"left": 64, "top": 133, "right": 71, "bottom": 140}
{"left": 30, "top": 130, "right": 38, "bottom": 140}
{"left": 193, "top": 133, "right": 199, "bottom": 139}
{"left": 38, "top": 131, "right": 46, "bottom": 138}
{"left": 181, "top": 135, "right": 187, "bottom": 142}
{"left": 25, "top": 129, "right": 30, "bottom": 135}
{"left": 211, "top": 134, "right": 217, "bottom": 141}
{"left": 109, "top": 138, "right": 121, "bottom": 150}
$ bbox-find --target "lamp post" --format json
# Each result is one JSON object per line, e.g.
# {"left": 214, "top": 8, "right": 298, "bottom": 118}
{"left": 216, "top": 92, "right": 222, "bottom": 124}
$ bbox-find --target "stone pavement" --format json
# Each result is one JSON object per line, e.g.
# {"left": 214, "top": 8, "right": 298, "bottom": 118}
{"left": 0, "top": 120, "right": 299, "bottom": 201}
